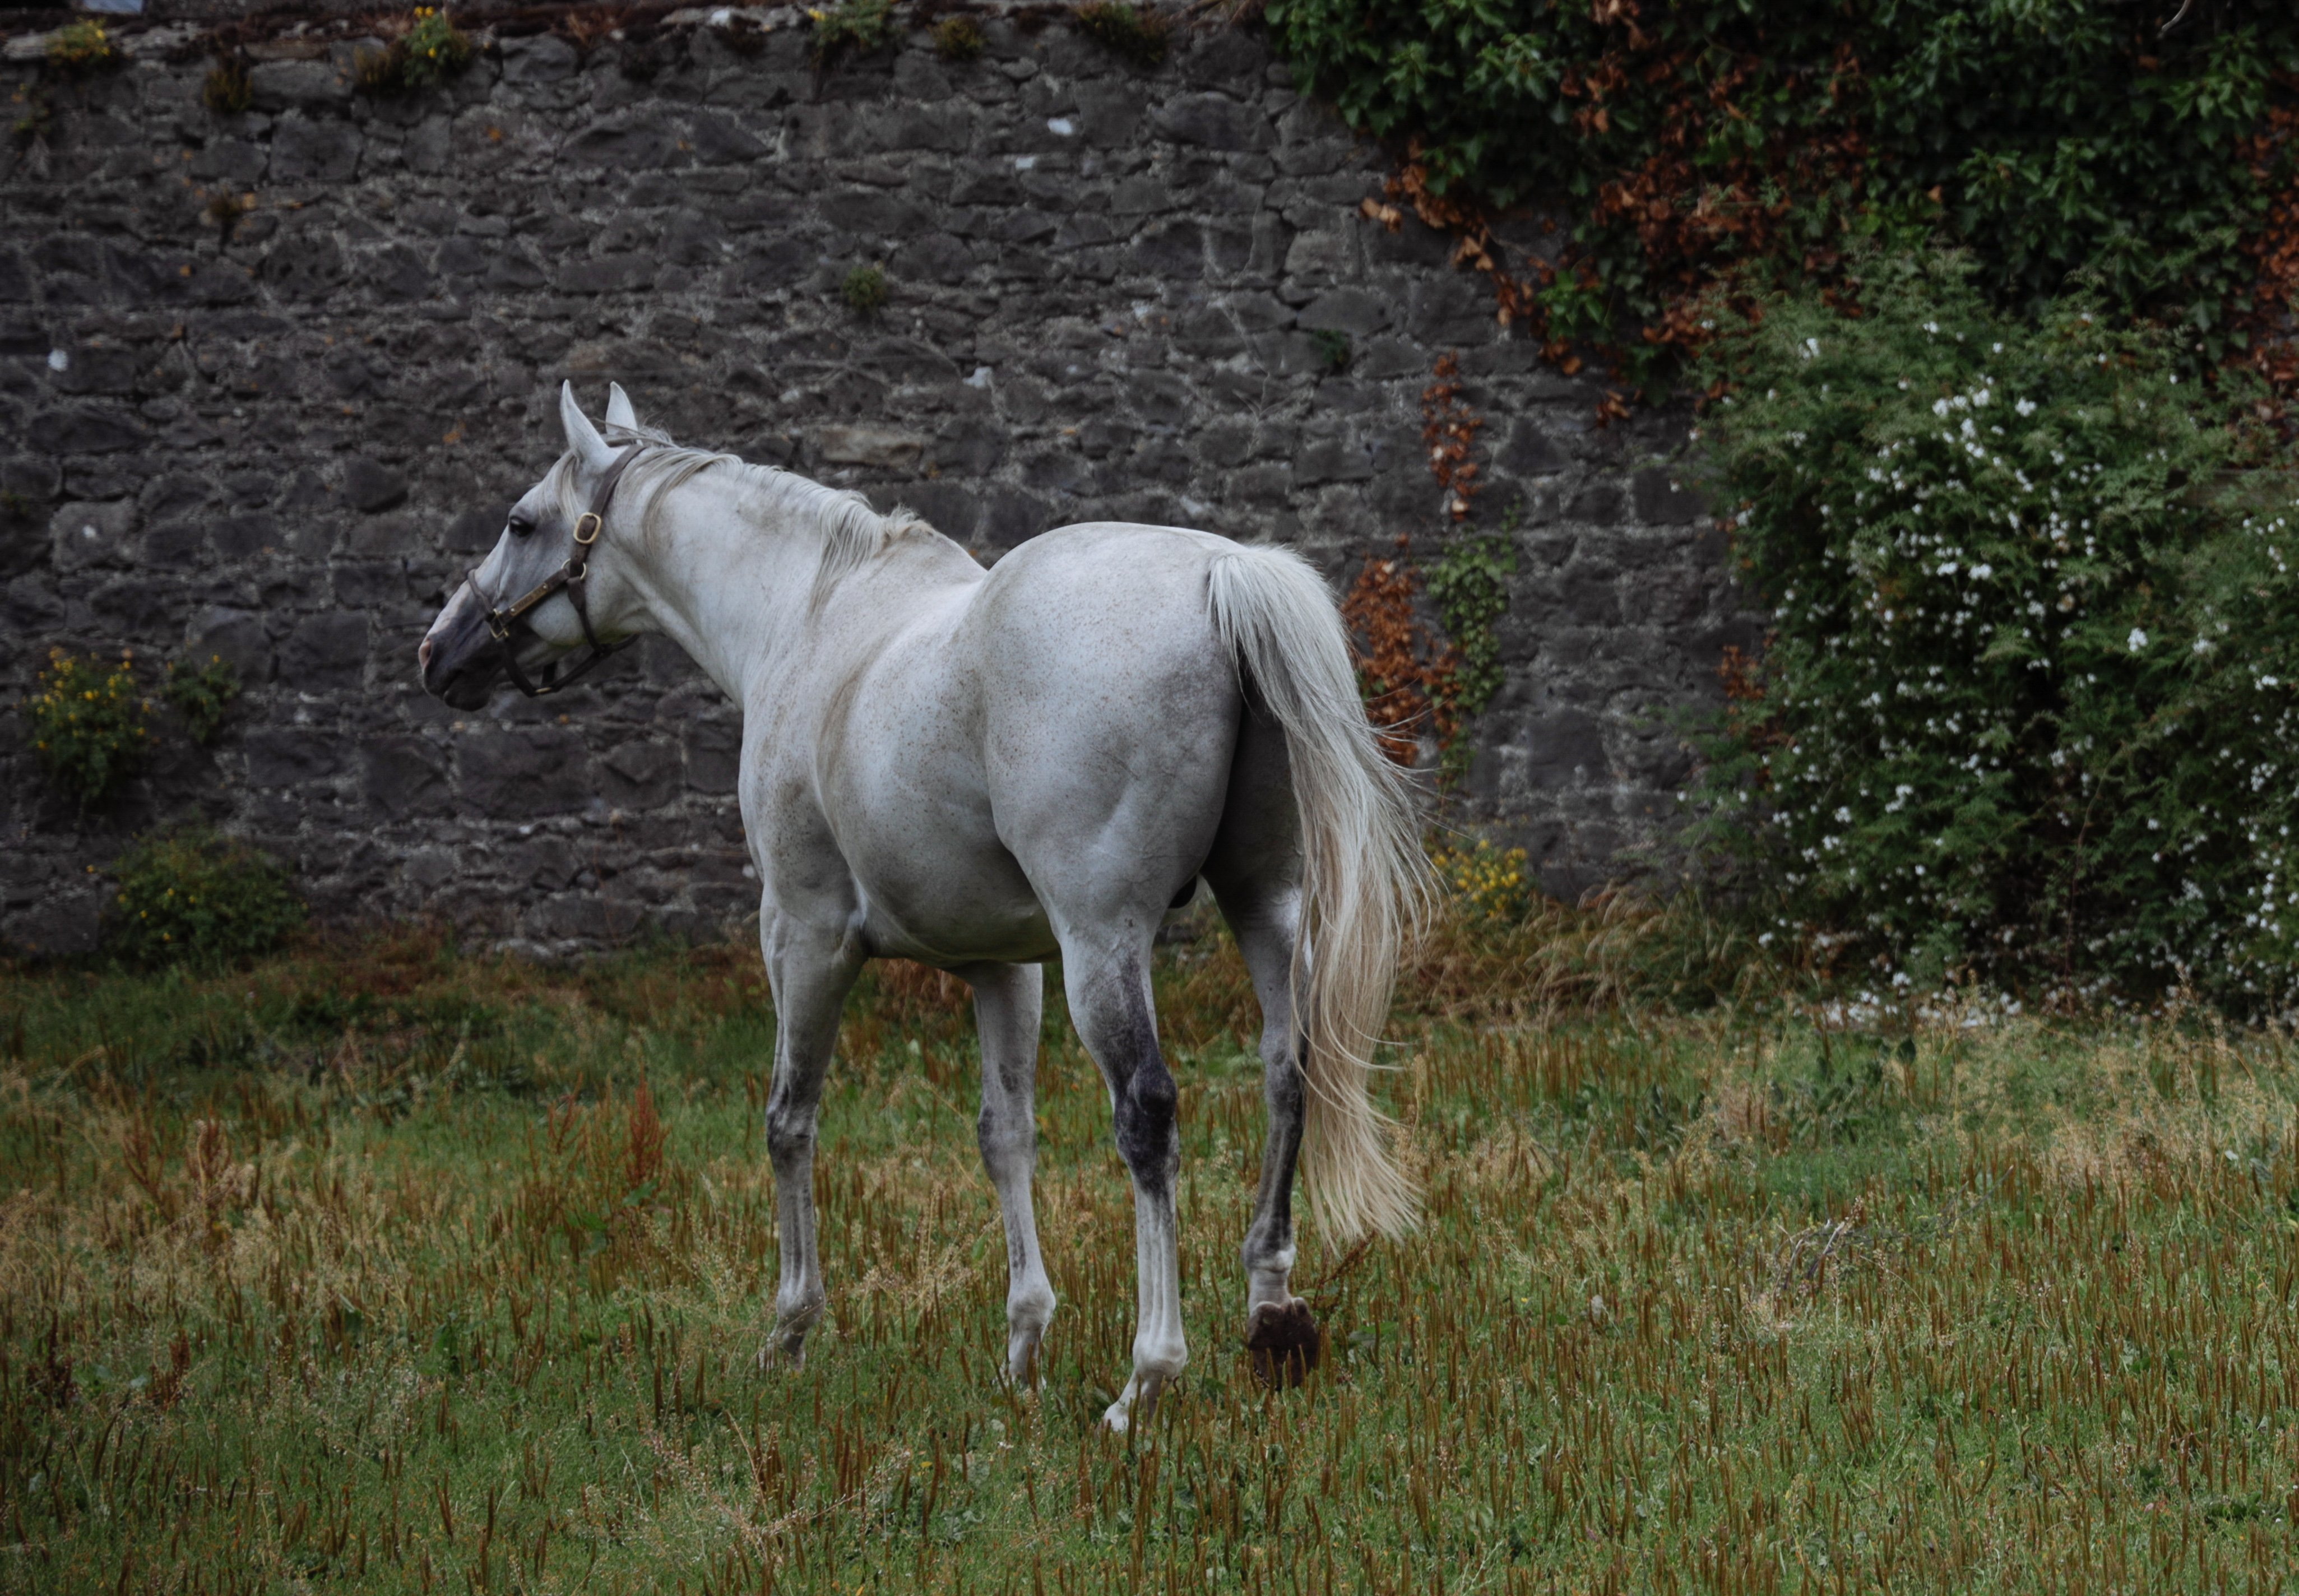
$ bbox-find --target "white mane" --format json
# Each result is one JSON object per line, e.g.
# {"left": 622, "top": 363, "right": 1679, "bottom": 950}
{"left": 549, "top": 420, "right": 931, "bottom": 611}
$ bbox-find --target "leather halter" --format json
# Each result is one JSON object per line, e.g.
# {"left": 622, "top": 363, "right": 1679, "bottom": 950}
{"left": 464, "top": 444, "right": 642, "bottom": 698}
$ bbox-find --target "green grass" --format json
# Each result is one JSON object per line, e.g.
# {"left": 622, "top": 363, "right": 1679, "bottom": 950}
{"left": 4, "top": 920, "right": 2299, "bottom": 1594}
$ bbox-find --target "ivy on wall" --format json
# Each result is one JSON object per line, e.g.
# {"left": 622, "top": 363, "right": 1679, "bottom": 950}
{"left": 1269, "top": 0, "right": 2299, "bottom": 390}
{"left": 1343, "top": 357, "right": 1519, "bottom": 788}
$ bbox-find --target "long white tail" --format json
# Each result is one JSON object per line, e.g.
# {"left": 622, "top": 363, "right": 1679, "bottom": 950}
{"left": 1206, "top": 545, "right": 1433, "bottom": 1243}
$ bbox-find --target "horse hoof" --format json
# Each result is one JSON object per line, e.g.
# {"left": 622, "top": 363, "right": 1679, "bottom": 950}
{"left": 1244, "top": 1298, "right": 1321, "bottom": 1389}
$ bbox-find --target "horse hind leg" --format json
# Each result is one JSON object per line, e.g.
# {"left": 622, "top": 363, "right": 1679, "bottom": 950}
{"left": 963, "top": 961, "right": 1058, "bottom": 1384}
{"left": 1060, "top": 939, "right": 1185, "bottom": 1431}
{"left": 1217, "top": 887, "right": 1323, "bottom": 1388}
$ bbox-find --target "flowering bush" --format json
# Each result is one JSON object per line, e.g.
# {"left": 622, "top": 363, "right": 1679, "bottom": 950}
{"left": 1689, "top": 253, "right": 2299, "bottom": 999}
{"left": 108, "top": 831, "right": 304, "bottom": 969}
{"left": 1430, "top": 838, "right": 1531, "bottom": 924}
{"left": 25, "top": 650, "right": 148, "bottom": 807}
{"left": 354, "top": 8, "right": 471, "bottom": 97}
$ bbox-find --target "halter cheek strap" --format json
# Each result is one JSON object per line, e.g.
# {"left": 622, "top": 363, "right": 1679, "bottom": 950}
{"left": 465, "top": 444, "right": 642, "bottom": 698}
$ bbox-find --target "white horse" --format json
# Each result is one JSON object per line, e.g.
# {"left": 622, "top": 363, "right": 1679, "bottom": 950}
{"left": 419, "top": 383, "right": 1427, "bottom": 1428}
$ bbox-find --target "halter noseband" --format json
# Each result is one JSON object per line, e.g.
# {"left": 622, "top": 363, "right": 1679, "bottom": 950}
{"left": 465, "top": 443, "right": 642, "bottom": 698}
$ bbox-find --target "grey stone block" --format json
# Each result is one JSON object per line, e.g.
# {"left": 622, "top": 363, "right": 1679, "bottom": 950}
{"left": 4, "top": 893, "right": 103, "bottom": 956}
{"left": 252, "top": 58, "right": 351, "bottom": 110}
{"left": 563, "top": 116, "right": 679, "bottom": 169}
{"left": 271, "top": 117, "right": 362, "bottom": 183}
{"left": 682, "top": 719, "right": 740, "bottom": 795}
{"left": 458, "top": 727, "right": 594, "bottom": 817}
{"left": 50, "top": 499, "right": 137, "bottom": 572}
{"left": 342, "top": 457, "right": 407, "bottom": 513}
{"left": 29, "top": 408, "right": 144, "bottom": 454}
{"left": 189, "top": 605, "right": 272, "bottom": 678}
{"left": 362, "top": 735, "right": 450, "bottom": 817}
{"left": 1151, "top": 92, "right": 1263, "bottom": 151}
{"left": 599, "top": 738, "right": 681, "bottom": 810}
{"left": 499, "top": 35, "right": 578, "bottom": 85}
{"left": 1521, "top": 709, "right": 1609, "bottom": 791}
{"left": 245, "top": 729, "right": 349, "bottom": 787}
{"left": 1499, "top": 423, "right": 1570, "bottom": 476}
{"left": 280, "top": 613, "right": 370, "bottom": 689}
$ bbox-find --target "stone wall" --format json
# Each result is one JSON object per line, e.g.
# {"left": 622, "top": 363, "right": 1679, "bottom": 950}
{"left": 0, "top": 3, "right": 1755, "bottom": 957}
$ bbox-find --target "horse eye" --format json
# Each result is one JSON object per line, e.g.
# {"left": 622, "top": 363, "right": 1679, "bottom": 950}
{"left": 507, "top": 514, "right": 536, "bottom": 540}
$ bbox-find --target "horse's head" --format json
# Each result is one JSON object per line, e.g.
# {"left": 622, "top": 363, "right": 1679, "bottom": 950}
{"left": 419, "top": 382, "right": 646, "bottom": 709}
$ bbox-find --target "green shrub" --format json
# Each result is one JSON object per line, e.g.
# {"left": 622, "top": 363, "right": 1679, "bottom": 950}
{"left": 1687, "top": 251, "right": 2299, "bottom": 998}
{"left": 1266, "top": 1, "right": 2299, "bottom": 383}
{"left": 809, "top": 0, "right": 892, "bottom": 66}
{"left": 933, "top": 15, "right": 984, "bottom": 62}
{"left": 201, "top": 58, "right": 253, "bottom": 115}
{"left": 25, "top": 649, "right": 148, "bottom": 808}
{"left": 1076, "top": 2, "right": 1167, "bottom": 69}
{"left": 163, "top": 655, "right": 241, "bottom": 746}
{"left": 841, "top": 263, "right": 888, "bottom": 316}
{"left": 1309, "top": 328, "right": 1352, "bottom": 372}
{"left": 108, "top": 831, "right": 304, "bottom": 969}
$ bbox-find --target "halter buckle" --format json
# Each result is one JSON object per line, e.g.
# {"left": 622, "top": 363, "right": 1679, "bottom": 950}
{"left": 573, "top": 512, "right": 604, "bottom": 547}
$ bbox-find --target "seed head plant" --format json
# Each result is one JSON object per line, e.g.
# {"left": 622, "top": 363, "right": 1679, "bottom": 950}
{"left": 201, "top": 57, "right": 253, "bottom": 115}
{"left": 932, "top": 15, "right": 985, "bottom": 62}
{"left": 1076, "top": 1, "right": 1168, "bottom": 68}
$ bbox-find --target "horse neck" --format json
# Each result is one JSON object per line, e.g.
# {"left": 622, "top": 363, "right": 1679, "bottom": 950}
{"left": 618, "top": 472, "right": 827, "bottom": 702}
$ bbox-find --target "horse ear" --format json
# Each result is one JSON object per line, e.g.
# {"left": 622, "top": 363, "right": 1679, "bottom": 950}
{"left": 559, "top": 381, "right": 614, "bottom": 473}
{"left": 605, "top": 383, "right": 639, "bottom": 432}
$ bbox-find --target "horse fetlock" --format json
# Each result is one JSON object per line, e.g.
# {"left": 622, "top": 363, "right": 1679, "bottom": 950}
{"left": 1243, "top": 1258, "right": 1296, "bottom": 1315}
{"left": 772, "top": 1283, "right": 824, "bottom": 1352}
{"left": 1130, "top": 1330, "right": 1188, "bottom": 1384}
{"left": 1101, "top": 1359, "right": 1184, "bottom": 1432}
{"left": 1003, "top": 1323, "right": 1047, "bottom": 1388}
{"left": 1007, "top": 1282, "right": 1056, "bottom": 1336}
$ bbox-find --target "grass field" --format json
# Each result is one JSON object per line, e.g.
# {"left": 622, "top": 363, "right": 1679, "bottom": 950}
{"left": 4, "top": 913, "right": 2299, "bottom": 1595}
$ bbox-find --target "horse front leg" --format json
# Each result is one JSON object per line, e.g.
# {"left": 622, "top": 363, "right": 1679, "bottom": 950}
{"left": 759, "top": 912, "right": 862, "bottom": 1367}
{"left": 961, "top": 961, "right": 1058, "bottom": 1385}
{"left": 1063, "top": 946, "right": 1185, "bottom": 1432}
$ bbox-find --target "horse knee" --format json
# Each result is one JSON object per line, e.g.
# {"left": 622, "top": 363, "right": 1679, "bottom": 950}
{"left": 764, "top": 1106, "right": 815, "bottom": 1170}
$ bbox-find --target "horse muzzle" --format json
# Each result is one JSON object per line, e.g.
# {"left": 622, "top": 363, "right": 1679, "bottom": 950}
{"left": 419, "top": 586, "right": 511, "bottom": 710}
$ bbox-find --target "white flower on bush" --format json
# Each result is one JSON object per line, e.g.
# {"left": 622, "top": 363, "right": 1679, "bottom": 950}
{"left": 2015, "top": 398, "right": 2038, "bottom": 417}
{"left": 2129, "top": 627, "right": 2149, "bottom": 652}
